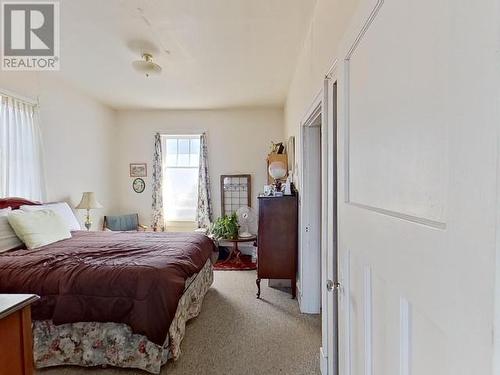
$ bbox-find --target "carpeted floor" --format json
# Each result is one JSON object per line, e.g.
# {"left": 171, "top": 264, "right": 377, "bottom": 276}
{"left": 37, "top": 270, "right": 321, "bottom": 375}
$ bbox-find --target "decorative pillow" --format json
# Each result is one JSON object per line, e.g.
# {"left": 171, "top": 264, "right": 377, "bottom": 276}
{"left": 7, "top": 209, "right": 71, "bottom": 250}
{"left": 0, "top": 207, "right": 23, "bottom": 253}
{"left": 20, "top": 202, "right": 81, "bottom": 231}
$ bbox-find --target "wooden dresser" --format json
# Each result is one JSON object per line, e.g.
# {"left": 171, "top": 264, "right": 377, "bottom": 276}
{"left": 256, "top": 194, "right": 298, "bottom": 299}
{"left": 0, "top": 294, "right": 39, "bottom": 375}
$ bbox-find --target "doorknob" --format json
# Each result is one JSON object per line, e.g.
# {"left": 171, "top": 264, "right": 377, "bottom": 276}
{"left": 326, "top": 280, "right": 340, "bottom": 292}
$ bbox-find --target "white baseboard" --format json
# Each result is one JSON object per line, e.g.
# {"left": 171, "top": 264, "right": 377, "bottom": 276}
{"left": 299, "top": 292, "right": 321, "bottom": 314}
{"left": 320, "top": 346, "right": 328, "bottom": 375}
{"left": 296, "top": 280, "right": 302, "bottom": 306}
{"left": 297, "top": 280, "right": 321, "bottom": 314}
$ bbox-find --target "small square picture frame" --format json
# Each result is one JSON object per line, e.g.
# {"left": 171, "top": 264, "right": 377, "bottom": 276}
{"left": 130, "top": 163, "right": 147, "bottom": 177}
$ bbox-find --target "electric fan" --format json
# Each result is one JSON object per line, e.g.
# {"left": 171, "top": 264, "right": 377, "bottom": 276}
{"left": 236, "top": 206, "right": 258, "bottom": 238}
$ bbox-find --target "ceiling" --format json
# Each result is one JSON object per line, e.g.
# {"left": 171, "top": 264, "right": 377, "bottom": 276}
{"left": 57, "top": 0, "right": 317, "bottom": 110}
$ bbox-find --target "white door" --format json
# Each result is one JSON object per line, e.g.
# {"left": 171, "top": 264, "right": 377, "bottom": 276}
{"left": 334, "top": 0, "right": 499, "bottom": 374}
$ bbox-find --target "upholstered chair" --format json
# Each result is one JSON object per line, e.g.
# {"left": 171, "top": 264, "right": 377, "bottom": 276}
{"left": 102, "top": 214, "right": 148, "bottom": 231}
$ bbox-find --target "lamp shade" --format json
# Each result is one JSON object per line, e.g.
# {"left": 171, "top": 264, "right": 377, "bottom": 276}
{"left": 268, "top": 161, "right": 287, "bottom": 180}
{"left": 76, "top": 192, "right": 103, "bottom": 209}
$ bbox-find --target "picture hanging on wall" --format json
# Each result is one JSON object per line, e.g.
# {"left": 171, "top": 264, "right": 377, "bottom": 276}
{"left": 132, "top": 178, "right": 145, "bottom": 193}
{"left": 130, "top": 163, "right": 147, "bottom": 177}
{"left": 220, "top": 174, "right": 252, "bottom": 216}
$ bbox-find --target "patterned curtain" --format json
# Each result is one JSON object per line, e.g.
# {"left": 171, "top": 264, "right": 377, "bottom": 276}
{"left": 196, "top": 133, "right": 213, "bottom": 228}
{"left": 151, "top": 133, "right": 165, "bottom": 231}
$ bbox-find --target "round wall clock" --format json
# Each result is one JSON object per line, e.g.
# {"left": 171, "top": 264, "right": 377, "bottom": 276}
{"left": 132, "top": 178, "right": 145, "bottom": 193}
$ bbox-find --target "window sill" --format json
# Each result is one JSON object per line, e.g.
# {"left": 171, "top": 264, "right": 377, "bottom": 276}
{"left": 165, "top": 221, "right": 197, "bottom": 232}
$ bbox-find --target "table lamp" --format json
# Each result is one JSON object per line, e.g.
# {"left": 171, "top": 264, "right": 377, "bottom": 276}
{"left": 76, "top": 192, "right": 103, "bottom": 230}
{"left": 268, "top": 161, "right": 287, "bottom": 193}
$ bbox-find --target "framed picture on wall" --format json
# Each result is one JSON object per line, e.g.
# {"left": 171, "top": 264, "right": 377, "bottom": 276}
{"left": 130, "top": 163, "right": 147, "bottom": 177}
{"left": 220, "top": 174, "right": 252, "bottom": 216}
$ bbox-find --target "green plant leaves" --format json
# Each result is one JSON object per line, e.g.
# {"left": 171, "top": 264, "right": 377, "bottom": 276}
{"left": 210, "top": 212, "right": 240, "bottom": 240}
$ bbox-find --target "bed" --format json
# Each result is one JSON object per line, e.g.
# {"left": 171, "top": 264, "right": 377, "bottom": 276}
{"left": 0, "top": 198, "right": 216, "bottom": 374}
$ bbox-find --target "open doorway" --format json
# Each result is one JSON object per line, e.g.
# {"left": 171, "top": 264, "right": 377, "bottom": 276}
{"left": 300, "top": 93, "right": 328, "bottom": 374}
{"left": 299, "top": 101, "right": 322, "bottom": 316}
{"left": 300, "top": 74, "right": 338, "bottom": 375}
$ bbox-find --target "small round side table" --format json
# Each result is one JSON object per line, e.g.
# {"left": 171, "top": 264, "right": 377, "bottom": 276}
{"left": 222, "top": 236, "right": 257, "bottom": 265}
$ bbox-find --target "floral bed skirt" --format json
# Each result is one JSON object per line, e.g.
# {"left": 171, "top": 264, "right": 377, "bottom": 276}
{"left": 33, "top": 259, "right": 214, "bottom": 374}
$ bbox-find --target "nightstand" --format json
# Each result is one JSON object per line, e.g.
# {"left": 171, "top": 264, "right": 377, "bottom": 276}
{"left": 0, "top": 294, "right": 39, "bottom": 375}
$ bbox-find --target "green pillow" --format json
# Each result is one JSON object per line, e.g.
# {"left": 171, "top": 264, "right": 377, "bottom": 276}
{"left": 8, "top": 209, "right": 71, "bottom": 249}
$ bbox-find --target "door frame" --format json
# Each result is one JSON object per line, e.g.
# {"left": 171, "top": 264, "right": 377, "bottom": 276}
{"left": 299, "top": 85, "right": 335, "bottom": 373}
{"left": 298, "top": 92, "right": 323, "bottom": 315}
{"left": 324, "top": 61, "right": 339, "bottom": 375}
{"left": 494, "top": 127, "right": 500, "bottom": 374}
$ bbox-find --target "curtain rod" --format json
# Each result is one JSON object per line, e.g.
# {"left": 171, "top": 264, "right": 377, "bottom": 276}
{"left": 0, "top": 88, "right": 39, "bottom": 106}
{"left": 155, "top": 131, "right": 206, "bottom": 136}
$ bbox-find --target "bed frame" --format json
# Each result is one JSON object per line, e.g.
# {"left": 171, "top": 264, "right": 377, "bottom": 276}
{"left": 0, "top": 197, "right": 214, "bottom": 374}
{"left": 0, "top": 197, "right": 41, "bottom": 209}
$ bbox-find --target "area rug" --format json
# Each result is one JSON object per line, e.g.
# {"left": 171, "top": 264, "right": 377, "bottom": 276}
{"left": 214, "top": 254, "right": 257, "bottom": 271}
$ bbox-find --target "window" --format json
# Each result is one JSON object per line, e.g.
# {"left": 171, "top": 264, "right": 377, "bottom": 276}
{"left": 0, "top": 93, "right": 45, "bottom": 200}
{"left": 162, "top": 135, "right": 200, "bottom": 222}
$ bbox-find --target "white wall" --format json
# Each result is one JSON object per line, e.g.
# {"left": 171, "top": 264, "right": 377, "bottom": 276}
{"left": 0, "top": 72, "right": 283, "bottom": 231}
{"left": 114, "top": 108, "right": 283, "bottom": 227}
{"left": 285, "top": 0, "right": 361, "bottom": 141}
{"left": 0, "top": 72, "right": 117, "bottom": 230}
{"left": 284, "top": 0, "right": 361, "bottom": 311}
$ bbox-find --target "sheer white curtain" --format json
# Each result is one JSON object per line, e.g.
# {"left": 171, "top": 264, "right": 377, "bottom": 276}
{"left": 0, "top": 95, "right": 46, "bottom": 201}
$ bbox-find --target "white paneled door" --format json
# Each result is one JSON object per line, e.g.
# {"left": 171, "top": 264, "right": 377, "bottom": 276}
{"left": 331, "top": 0, "right": 499, "bottom": 374}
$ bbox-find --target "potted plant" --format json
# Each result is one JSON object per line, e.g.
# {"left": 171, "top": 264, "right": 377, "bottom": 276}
{"left": 210, "top": 212, "right": 239, "bottom": 240}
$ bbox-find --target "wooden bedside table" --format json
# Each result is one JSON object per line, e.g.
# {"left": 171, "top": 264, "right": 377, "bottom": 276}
{"left": 0, "top": 294, "right": 39, "bottom": 375}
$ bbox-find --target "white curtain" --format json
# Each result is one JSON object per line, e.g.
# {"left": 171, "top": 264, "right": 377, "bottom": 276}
{"left": 0, "top": 95, "right": 46, "bottom": 201}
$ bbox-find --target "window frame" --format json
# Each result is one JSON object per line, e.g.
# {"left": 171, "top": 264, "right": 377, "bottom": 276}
{"left": 161, "top": 134, "right": 201, "bottom": 223}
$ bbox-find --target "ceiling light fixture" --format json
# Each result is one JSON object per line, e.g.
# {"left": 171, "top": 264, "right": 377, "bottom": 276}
{"left": 132, "top": 53, "right": 162, "bottom": 77}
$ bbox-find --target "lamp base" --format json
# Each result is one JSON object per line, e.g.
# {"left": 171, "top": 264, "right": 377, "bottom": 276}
{"left": 84, "top": 210, "right": 92, "bottom": 231}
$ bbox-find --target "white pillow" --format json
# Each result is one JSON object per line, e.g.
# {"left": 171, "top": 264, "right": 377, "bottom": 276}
{"left": 20, "top": 202, "right": 81, "bottom": 231}
{"left": 0, "top": 208, "right": 23, "bottom": 253}
{"left": 7, "top": 209, "right": 71, "bottom": 250}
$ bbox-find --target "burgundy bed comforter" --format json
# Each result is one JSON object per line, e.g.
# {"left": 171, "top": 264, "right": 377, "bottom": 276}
{"left": 0, "top": 231, "right": 215, "bottom": 345}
